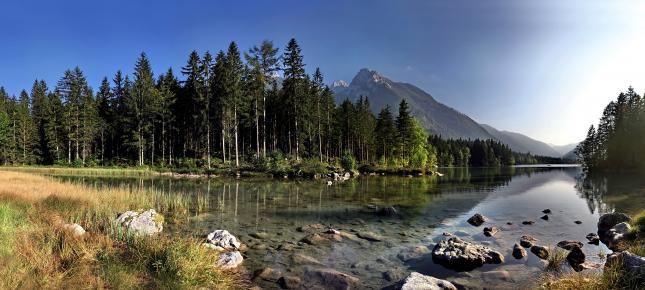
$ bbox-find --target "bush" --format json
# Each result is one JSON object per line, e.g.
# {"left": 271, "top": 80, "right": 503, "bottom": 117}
{"left": 341, "top": 151, "right": 356, "bottom": 172}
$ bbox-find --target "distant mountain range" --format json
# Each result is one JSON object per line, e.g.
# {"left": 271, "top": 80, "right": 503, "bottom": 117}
{"left": 332, "top": 68, "right": 577, "bottom": 158}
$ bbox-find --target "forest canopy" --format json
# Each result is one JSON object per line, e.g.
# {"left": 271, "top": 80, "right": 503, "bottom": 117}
{"left": 0, "top": 39, "right": 560, "bottom": 173}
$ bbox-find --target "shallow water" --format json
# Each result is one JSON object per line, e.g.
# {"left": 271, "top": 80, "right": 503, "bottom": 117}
{"left": 56, "top": 166, "right": 645, "bottom": 289}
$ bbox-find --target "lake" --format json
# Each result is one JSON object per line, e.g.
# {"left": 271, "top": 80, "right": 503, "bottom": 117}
{"left": 55, "top": 165, "right": 644, "bottom": 289}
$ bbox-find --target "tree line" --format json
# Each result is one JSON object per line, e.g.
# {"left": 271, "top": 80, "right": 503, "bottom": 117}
{"left": 576, "top": 87, "right": 645, "bottom": 172}
{"left": 0, "top": 38, "right": 553, "bottom": 172}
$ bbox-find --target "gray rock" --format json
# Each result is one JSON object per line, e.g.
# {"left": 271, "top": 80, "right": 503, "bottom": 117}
{"left": 520, "top": 235, "right": 538, "bottom": 248}
{"left": 432, "top": 237, "right": 504, "bottom": 271}
{"left": 530, "top": 245, "right": 549, "bottom": 260}
{"left": 557, "top": 240, "right": 584, "bottom": 251}
{"left": 567, "top": 247, "right": 586, "bottom": 270}
{"left": 467, "top": 213, "right": 487, "bottom": 227}
{"left": 542, "top": 209, "right": 552, "bottom": 214}
{"left": 115, "top": 209, "right": 163, "bottom": 235}
{"left": 63, "top": 223, "right": 86, "bottom": 237}
{"left": 394, "top": 272, "right": 457, "bottom": 290}
{"left": 216, "top": 251, "right": 243, "bottom": 269}
{"left": 540, "top": 215, "right": 549, "bottom": 221}
{"left": 606, "top": 251, "right": 645, "bottom": 275}
{"left": 303, "top": 267, "right": 359, "bottom": 290}
{"left": 598, "top": 212, "right": 631, "bottom": 232}
{"left": 522, "top": 221, "right": 534, "bottom": 225}
{"left": 611, "top": 222, "right": 632, "bottom": 235}
{"left": 512, "top": 243, "right": 527, "bottom": 259}
{"left": 204, "top": 230, "right": 241, "bottom": 251}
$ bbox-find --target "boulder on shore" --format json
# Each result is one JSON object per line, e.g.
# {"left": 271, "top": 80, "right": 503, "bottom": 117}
{"left": 216, "top": 251, "right": 243, "bottom": 269}
{"left": 115, "top": 209, "right": 164, "bottom": 235}
{"left": 393, "top": 272, "right": 457, "bottom": 290}
{"left": 598, "top": 212, "right": 631, "bottom": 232}
{"left": 204, "top": 230, "right": 241, "bottom": 251}
{"left": 566, "top": 246, "right": 586, "bottom": 271}
{"left": 432, "top": 237, "right": 504, "bottom": 271}
{"left": 606, "top": 251, "right": 645, "bottom": 275}
{"left": 467, "top": 213, "right": 488, "bottom": 227}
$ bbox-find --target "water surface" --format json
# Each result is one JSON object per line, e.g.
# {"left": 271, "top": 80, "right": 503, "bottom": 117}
{"left": 57, "top": 166, "right": 644, "bottom": 289}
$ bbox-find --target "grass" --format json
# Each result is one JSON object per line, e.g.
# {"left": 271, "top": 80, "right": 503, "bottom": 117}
{"left": 539, "top": 256, "right": 644, "bottom": 290}
{"left": 0, "top": 170, "right": 247, "bottom": 289}
{"left": 545, "top": 247, "right": 568, "bottom": 272}
{"left": 538, "top": 211, "right": 645, "bottom": 290}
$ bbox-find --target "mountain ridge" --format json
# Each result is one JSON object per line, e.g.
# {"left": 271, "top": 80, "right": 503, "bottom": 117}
{"left": 333, "top": 68, "right": 574, "bottom": 158}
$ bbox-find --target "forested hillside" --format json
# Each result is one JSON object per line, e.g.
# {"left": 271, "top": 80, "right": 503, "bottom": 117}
{"left": 0, "top": 39, "right": 558, "bottom": 173}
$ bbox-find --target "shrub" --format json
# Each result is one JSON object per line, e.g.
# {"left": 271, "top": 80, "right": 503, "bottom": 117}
{"left": 341, "top": 151, "right": 357, "bottom": 172}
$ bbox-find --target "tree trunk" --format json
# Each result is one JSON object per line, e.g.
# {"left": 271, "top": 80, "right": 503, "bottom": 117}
{"left": 234, "top": 106, "right": 239, "bottom": 167}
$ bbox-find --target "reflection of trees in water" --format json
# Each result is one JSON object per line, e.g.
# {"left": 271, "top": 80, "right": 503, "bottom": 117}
{"left": 575, "top": 175, "right": 612, "bottom": 214}
{"left": 574, "top": 173, "right": 645, "bottom": 215}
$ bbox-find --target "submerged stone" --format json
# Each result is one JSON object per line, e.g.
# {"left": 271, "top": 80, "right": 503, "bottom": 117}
{"left": 520, "top": 235, "right": 538, "bottom": 248}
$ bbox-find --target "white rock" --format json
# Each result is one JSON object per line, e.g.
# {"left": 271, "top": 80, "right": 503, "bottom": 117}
{"left": 397, "top": 272, "right": 457, "bottom": 290}
{"left": 216, "top": 251, "right": 243, "bottom": 269}
{"left": 115, "top": 209, "right": 164, "bottom": 235}
{"left": 63, "top": 223, "right": 86, "bottom": 237}
{"left": 205, "top": 230, "right": 241, "bottom": 251}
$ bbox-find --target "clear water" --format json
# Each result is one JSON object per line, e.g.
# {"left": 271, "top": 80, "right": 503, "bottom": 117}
{"left": 55, "top": 166, "right": 645, "bottom": 289}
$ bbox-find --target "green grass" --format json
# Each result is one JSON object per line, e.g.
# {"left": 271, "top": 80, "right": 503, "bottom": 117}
{"left": 629, "top": 210, "right": 645, "bottom": 234}
{"left": 0, "top": 203, "right": 31, "bottom": 256}
{"left": 545, "top": 247, "right": 568, "bottom": 272}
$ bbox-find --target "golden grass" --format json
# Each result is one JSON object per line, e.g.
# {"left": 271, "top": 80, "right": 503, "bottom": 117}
{"left": 0, "top": 170, "right": 246, "bottom": 289}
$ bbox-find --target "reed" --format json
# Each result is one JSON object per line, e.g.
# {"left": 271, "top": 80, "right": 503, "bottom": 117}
{"left": 0, "top": 170, "right": 245, "bottom": 289}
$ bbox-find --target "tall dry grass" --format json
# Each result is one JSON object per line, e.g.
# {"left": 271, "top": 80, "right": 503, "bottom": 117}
{"left": 0, "top": 170, "right": 247, "bottom": 289}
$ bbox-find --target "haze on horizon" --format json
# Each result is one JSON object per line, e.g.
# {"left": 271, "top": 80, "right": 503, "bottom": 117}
{"left": 1, "top": 0, "right": 644, "bottom": 145}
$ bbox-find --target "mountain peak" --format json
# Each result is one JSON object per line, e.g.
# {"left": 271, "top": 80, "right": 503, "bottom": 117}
{"left": 351, "top": 68, "right": 391, "bottom": 88}
{"left": 332, "top": 80, "right": 348, "bottom": 88}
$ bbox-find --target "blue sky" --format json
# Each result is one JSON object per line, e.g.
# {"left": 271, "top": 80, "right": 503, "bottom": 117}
{"left": 1, "top": 0, "right": 644, "bottom": 145}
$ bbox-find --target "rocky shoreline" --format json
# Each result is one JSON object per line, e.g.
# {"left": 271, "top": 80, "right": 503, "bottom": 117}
{"left": 60, "top": 205, "right": 643, "bottom": 289}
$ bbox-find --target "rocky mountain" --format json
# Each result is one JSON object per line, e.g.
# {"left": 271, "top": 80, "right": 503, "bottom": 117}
{"left": 332, "top": 68, "right": 567, "bottom": 158}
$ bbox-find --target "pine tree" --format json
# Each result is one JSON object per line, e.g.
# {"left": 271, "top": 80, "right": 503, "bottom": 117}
{"left": 375, "top": 105, "right": 396, "bottom": 164}
{"left": 224, "top": 42, "right": 244, "bottom": 167}
{"left": 16, "top": 90, "right": 35, "bottom": 164}
{"left": 396, "top": 99, "right": 414, "bottom": 162}
{"left": 44, "top": 91, "right": 64, "bottom": 163}
{"left": 30, "top": 80, "right": 49, "bottom": 163}
{"left": 282, "top": 38, "right": 306, "bottom": 160}
{"left": 126, "top": 52, "right": 158, "bottom": 166}
{"left": 246, "top": 40, "right": 280, "bottom": 157}
{"left": 97, "top": 77, "right": 111, "bottom": 163}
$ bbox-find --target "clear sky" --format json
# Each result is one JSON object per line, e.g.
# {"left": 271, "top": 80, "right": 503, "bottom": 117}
{"left": 1, "top": 0, "right": 644, "bottom": 145}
